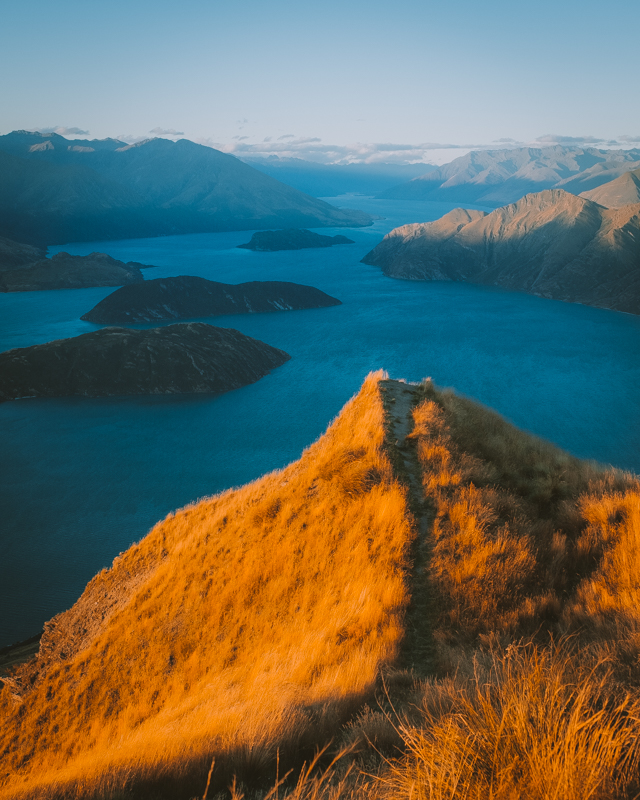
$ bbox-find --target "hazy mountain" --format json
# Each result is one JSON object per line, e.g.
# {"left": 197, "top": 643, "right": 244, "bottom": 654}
{"left": 81, "top": 276, "right": 341, "bottom": 323}
{"left": 2, "top": 372, "right": 639, "bottom": 798}
{"left": 0, "top": 131, "right": 372, "bottom": 245}
{"left": 237, "top": 228, "right": 354, "bottom": 251}
{"left": 580, "top": 168, "right": 640, "bottom": 207}
{"left": 378, "top": 146, "right": 640, "bottom": 206}
{"left": 0, "top": 323, "right": 290, "bottom": 401}
{"left": 241, "top": 156, "right": 436, "bottom": 197}
{"left": 362, "top": 190, "right": 640, "bottom": 314}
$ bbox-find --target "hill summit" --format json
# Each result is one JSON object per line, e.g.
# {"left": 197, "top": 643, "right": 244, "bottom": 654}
{"left": 1, "top": 373, "right": 640, "bottom": 799}
{"left": 362, "top": 189, "right": 640, "bottom": 314}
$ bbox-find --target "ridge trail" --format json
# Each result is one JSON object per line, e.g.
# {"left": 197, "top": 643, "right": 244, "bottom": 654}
{"left": 380, "top": 378, "right": 436, "bottom": 676}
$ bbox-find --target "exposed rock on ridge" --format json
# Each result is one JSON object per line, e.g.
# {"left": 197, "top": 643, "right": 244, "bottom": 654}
{"left": 362, "top": 189, "right": 640, "bottom": 314}
{"left": 0, "top": 323, "right": 290, "bottom": 401}
{"left": 81, "top": 276, "right": 341, "bottom": 323}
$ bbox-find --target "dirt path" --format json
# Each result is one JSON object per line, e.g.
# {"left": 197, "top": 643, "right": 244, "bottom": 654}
{"left": 380, "top": 378, "right": 436, "bottom": 676}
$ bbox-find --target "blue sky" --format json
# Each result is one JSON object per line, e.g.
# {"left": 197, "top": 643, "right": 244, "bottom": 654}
{"left": 1, "top": 0, "right": 639, "bottom": 163}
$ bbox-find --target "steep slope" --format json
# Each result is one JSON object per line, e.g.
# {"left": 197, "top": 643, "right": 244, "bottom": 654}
{"left": 0, "top": 373, "right": 414, "bottom": 799}
{"left": 81, "top": 277, "right": 341, "bottom": 323}
{"left": 0, "top": 323, "right": 290, "bottom": 401}
{"left": 2, "top": 374, "right": 640, "bottom": 799}
{"left": 581, "top": 167, "right": 640, "bottom": 207}
{"left": 0, "top": 251, "right": 147, "bottom": 292}
{"left": 0, "top": 132, "right": 372, "bottom": 244}
{"left": 379, "top": 146, "right": 640, "bottom": 206}
{"left": 362, "top": 190, "right": 640, "bottom": 314}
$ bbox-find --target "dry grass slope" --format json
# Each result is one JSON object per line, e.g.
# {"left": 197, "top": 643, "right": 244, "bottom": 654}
{"left": 0, "top": 372, "right": 415, "bottom": 799}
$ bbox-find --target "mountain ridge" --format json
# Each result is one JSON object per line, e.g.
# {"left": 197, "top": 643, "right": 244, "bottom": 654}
{"left": 362, "top": 189, "right": 640, "bottom": 314}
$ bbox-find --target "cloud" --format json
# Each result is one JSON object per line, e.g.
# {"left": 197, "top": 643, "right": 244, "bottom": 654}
{"left": 196, "top": 136, "right": 486, "bottom": 165}
{"left": 494, "top": 137, "right": 521, "bottom": 143}
{"left": 35, "top": 126, "right": 89, "bottom": 136}
{"left": 535, "top": 134, "right": 613, "bottom": 145}
{"left": 149, "top": 127, "right": 184, "bottom": 136}
{"left": 619, "top": 135, "right": 640, "bottom": 143}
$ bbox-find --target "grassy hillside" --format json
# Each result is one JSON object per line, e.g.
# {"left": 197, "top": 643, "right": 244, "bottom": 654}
{"left": 2, "top": 374, "right": 640, "bottom": 799}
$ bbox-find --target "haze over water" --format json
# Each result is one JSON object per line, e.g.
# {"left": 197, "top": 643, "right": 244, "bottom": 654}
{"left": 1, "top": 195, "right": 639, "bottom": 646}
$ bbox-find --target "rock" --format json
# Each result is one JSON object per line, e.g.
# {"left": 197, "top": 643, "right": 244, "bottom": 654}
{"left": 237, "top": 228, "right": 355, "bottom": 251}
{"left": 81, "top": 276, "right": 342, "bottom": 323}
{"left": 362, "top": 189, "right": 640, "bottom": 315}
{"left": 0, "top": 251, "right": 153, "bottom": 292}
{"left": 0, "top": 323, "right": 291, "bottom": 401}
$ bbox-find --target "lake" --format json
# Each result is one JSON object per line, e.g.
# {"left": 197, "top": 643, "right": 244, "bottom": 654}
{"left": 1, "top": 195, "right": 639, "bottom": 646}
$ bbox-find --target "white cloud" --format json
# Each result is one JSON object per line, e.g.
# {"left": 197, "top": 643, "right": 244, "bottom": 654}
{"left": 149, "top": 127, "right": 184, "bottom": 136}
{"left": 534, "top": 134, "right": 620, "bottom": 146}
{"left": 33, "top": 126, "right": 90, "bottom": 136}
{"left": 619, "top": 135, "right": 640, "bottom": 143}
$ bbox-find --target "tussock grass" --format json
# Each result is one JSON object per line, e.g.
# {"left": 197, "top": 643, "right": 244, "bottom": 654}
{"left": 0, "top": 372, "right": 415, "bottom": 799}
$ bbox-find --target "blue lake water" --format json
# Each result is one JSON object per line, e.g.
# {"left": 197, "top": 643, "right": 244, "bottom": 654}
{"left": 1, "top": 195, "right": 639, "bottom": 646}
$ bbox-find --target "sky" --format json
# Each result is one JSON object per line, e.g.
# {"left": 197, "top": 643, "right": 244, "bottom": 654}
{"left": 1, "top": 0, "right": 639, "bottom": 164}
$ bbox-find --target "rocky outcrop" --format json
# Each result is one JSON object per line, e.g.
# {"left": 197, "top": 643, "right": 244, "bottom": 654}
{"left": 0, "top": 251, "right": 151, "bottom": 292}
{"left": 581, "top": 168, "right": 640, "bottom": 208}
{"left": 378, "top": 146, "right": 640, "bottom": 206}
{"left": 81, "top": 276, "right": 341, "bottom": 323}
{"left": 362, "top": 190, "right": 640, "bottom": 315}
{"left": 0, "top": 236, "right": 46, "bottom": 270}
{"left": 0, "top": 131, "right": 372, "bottom": 245}
{"left": 0, "top": 323, "right": 290, "bottom": 401}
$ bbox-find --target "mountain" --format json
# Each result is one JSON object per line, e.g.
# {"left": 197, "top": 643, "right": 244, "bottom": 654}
{"left": 0, "top": 323, "right": 290, "bottom": 401}
{"left": 378, "top": 146, "right": 640, "bottom": 206}
{"left": 0, "top": 250, "right": 150, "bottom": 292}
{"left": 81, "top": 277, "right": 341, "bottom": 323}
{"left": 240, "top": 157, "right": 436, "bottom": 197}
{"left": 0, "top": 236, "right": 46, "bottom": 270}
{"left": 362, "top": 190, "right": 640, "bottom": 314}
{"left": 1, "top": 372, "right": 639, "bottom": 799}
{"left": 581, "top": 167, "right": 640, "bottom": 207}
{"left": 0, "top": 131, "right": 373, "bottom": 245}
{"left": 237, "top": 228, "right": 354, "bottom": 251}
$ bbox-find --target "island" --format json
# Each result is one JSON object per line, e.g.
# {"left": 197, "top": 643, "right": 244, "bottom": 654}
{"left": 0, "top": 248, "right": 158, "bottom": 292}
{"left": 237, "top": 228, "right": 354, "bottom": 251}
{"left": 0, "top": 323, "right": 291, "bottom": 401}
{"left": 80, "top": 276, "right": 341, "bottom": 323}
{"left": 361, "top": 189, "right": 640, "bottom": 315}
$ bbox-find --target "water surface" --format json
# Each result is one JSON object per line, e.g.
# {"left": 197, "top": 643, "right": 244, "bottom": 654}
{"left": 1, "top": 196, "right": 639, "bottom": 645}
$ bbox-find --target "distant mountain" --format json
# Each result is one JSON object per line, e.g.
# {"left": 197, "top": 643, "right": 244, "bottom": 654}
{"left": 580, "top": 168, "right": 640, "bottom": 207}
{"left": 81, "top": 276, "right": 341, "bottom": 323}
{"left": 0, "top": 323, "right": 290, "bottom": 401}
{"left": 237, "top": 228, "right": 354, "bottom": 251}
{"left": 362, "top": 189, "right": 640, "bottom": 314}
{"left": 0, "top": 250, "right": 152, "bottom": 292}
{"left": 378, "top": 146, "right": 640, "bottom": 207}
{"left": 240, "top": 157, "right": 436, "bottom": 197}
{"left": 0, "top": 131, "right": 373, "bottom": 245}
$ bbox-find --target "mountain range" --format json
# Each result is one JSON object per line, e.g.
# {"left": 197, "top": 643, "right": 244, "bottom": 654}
{"left": 0, "top": 131, "right": 372, "bottom": 245}
{"left": 241, "top": 157, "right": 435, "bottom": 197}
{"left": 581, "top": 167, "right": 640, "bottom": 207}
{"left": 378, "top": 146, "right": 640, "bottom": 206}
{"left": 362, "top": 189, "right": 640, "bottom": 314}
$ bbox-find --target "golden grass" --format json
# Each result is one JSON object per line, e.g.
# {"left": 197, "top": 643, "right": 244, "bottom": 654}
{"left": 0, "top": 372, "right": 415, "bottom": 799}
